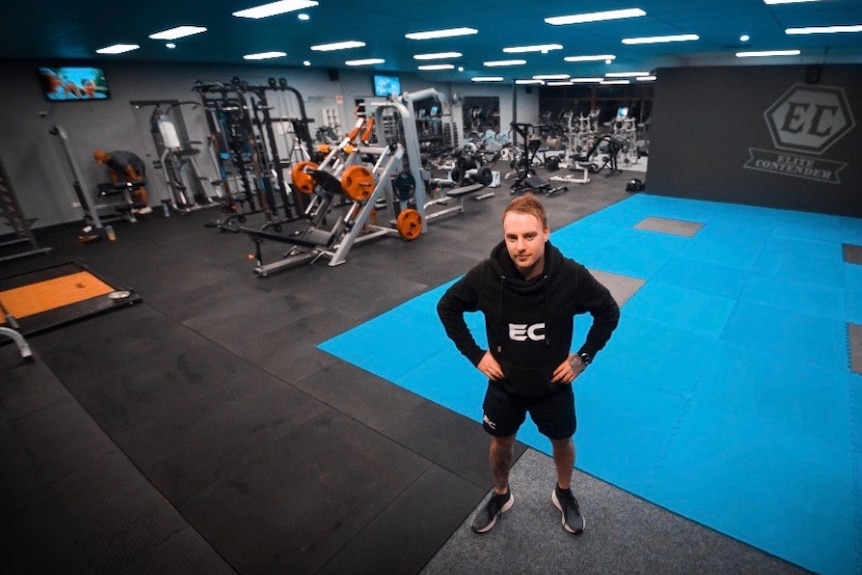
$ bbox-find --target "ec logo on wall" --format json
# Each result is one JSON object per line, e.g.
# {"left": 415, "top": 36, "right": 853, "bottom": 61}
{"left": 744, "top": 83, "right": 855, "bottom": 184}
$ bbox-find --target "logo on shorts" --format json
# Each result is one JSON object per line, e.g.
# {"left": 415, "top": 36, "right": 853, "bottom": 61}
{"left": 508, "top": 322, "right": 546, "bottom": 342}
{"left": 483, "top": 414, "right": 497, "bottom": 430}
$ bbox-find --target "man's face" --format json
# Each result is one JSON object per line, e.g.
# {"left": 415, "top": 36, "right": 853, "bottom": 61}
{"left": 503, "top": 211, "right": 549, "bottom": 280}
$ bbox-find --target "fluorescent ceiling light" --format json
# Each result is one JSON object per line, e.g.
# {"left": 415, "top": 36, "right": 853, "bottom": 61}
{"left": 601, "top": 79, "right": 630, "bottom": 85}
{"left": 233, "top": 0, "right": 318, "bottom": 19}
{"left": 418, "top": 64, "right": 455, "bottom": 70}
{"left": 471, "top": 76, "right": 504, "bottom": 82}
{"left": 546, "top": 81, "right": 573, "bottom": 86}
{"left": 516, "top": 79, "right": 544, "bottom": 85}
{"left": 345, "top": 58, "right": 385, "bottom": 66}
{"left": 533, "top": 74, "right": 570, "bottom": 80}
{"left": 545, "top": 8, "right": 646, "bottom": 25}
{"left": 297, "top": 13, "right": 310, "bottom": 20}
{"left": 622, "top": 34, "right": 699, "bottom": 44}
{"left": 96, "top": 44, "right": 140, "bottom": 54}
{"left": 605, "top": 71, "right": 650, "bottom": 77}
{"left": 786, "top": 25, "right": 862, "bottom": 34}
{"left": 736, "top": 49, "right": 801, "bottom": 57}
{"left": 764, "top": 0, "right": 823, "bottom": 4}
{"left": 484, "top": 59, "right": 526, "bottom": 67}
{"left": 149, "top": 26, "right": 207, "bottom": 40}
{"left": 405, "top": 27, "right": 477, "bottom": 40}
{"left": 564, "top": 54, "right": 616, "bottom": 62}
{"left": 311, "top": 40, "right": 365, "bottom": 51}
{"left": 414, "top": 52, "right": 462, "bottom": 60}
{"left": 503, "top": 44, "right": 563, "bottom": 54}
{"left": 570, "top": 77, "right": 604, "bottom": 83}
{"left": 244, "top": 51, "right": 287, "bottom": 60}
{"left": 637, "top": 75, "right": 657, "bottom": 81}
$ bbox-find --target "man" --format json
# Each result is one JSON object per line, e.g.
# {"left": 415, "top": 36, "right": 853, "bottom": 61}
{"left": 93, "top": 149, "right": 152, "bottom": 214}
{"left": 437, "top": 192, "right": 619, "bottom": 535}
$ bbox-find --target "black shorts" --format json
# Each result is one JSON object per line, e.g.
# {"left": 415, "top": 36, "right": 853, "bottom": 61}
{"left": 481, "top": 381, "right": 576, "bottom": 440}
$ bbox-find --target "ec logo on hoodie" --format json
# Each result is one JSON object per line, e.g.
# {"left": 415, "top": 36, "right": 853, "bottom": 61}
{"left": 509, "top": 323, "right": 546, "bottom": 342}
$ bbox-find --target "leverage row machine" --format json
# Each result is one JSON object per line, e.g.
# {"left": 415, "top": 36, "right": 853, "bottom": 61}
{"left": 508, "top": 122, "right": 568, "bottom": 196}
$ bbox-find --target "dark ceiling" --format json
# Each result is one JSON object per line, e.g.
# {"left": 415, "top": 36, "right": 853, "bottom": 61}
{"left": 3, "top": 0, "right": 861, "bottom": 83}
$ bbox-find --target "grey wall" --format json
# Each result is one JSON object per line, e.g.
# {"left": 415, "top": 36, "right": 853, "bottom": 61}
{"left": 0, "top": 59, "right": 535, "bottom": 229}
{"left": 647, "top": 64, "right": 861, "bottom": 218}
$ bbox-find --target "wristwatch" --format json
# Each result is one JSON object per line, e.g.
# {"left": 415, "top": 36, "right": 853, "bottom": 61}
{"left": 579, "top": 352, "right": 592, "bottom": 367}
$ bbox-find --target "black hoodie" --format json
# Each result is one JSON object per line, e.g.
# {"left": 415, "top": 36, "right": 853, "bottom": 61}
{"left": 437, "top": 240, "right": 620, "bottom": 399}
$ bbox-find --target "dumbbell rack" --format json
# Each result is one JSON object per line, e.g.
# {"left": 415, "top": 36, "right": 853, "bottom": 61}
{"left": 0, "top": 157, "right": 52, "bottom": 263}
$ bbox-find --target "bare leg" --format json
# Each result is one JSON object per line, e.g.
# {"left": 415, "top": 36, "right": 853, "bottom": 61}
{"left": 551, "top": 437, "right": 575, "bottom": 490}
{"left": 489, "top": 435, "right": 515, "bottom": 494}
{"left": 134, "top": 186, "right": 149, "bottom": 206}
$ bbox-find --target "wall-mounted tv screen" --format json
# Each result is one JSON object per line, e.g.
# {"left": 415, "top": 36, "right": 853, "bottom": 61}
{"left": 38, "top": 66, "right": 111, "bottom": 101}
{"left": 373, "top": 74, "right": 401, "bottom": 97}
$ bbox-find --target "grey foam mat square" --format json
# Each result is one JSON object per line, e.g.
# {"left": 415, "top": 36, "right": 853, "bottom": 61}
{"left": 849, "top": 323, "right": 862, "bottom": 374}
{"left": 635, "top": 216, "right": 703, "bottom": 237}
{"left": 421, "top": 448, "right": 809, "bottom": 575}
{"left": 843, "top": 243, "right": 862, "bottom": 265}
{"left": 591, "top": 270, "right": 645, "bottom": 307}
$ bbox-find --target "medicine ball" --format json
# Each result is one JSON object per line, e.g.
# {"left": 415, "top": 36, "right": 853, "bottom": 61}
{"left": 625, "top": 178, "right": 645, "bottom": 192}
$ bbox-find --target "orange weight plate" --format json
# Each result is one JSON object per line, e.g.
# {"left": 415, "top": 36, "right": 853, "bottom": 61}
{"left": 341, "top": 165, "right": 375, "bottom": 202}
{"left": 291, "top": 161, "right": 318, "bottom": 194}
{"left": 396, "top": 208, "right": 423, "bottom": 241}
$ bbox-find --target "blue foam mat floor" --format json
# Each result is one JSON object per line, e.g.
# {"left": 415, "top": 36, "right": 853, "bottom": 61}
{"left": 320, "top": 194, "right": 862, "bottom": 575}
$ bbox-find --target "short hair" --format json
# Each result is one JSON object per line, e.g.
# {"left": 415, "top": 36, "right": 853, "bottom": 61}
{"left": 503, "top": 192, "right": 548, "bottom": 229}
{"left": 93, "top": 149, "right": 110, "bottom": 163}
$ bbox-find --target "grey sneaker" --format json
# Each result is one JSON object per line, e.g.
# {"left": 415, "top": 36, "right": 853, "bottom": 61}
{"left": 552, "top": 486, "right": 585, "bottom": 535}
{"left": 471, "top": 489, "right": 514, "bottom": 533}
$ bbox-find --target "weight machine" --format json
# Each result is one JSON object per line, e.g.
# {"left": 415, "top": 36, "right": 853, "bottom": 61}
{"left": 243, "top": 88, "right": 484, "bottom": 277}
{"left": 581, "top": 134, "right": 625, "bottom": 176}
{"left": 614, "top": 115, "right": 641, "bottom": 167}
{"left": 377, "top": 89, "right": 489, "bottom": 224}
{"left": 508, "top": 122, "right": 567, "bottom": 196}
{"left": 545, "top": 110, "right": 592, "bottom": 186}
{"left": 131, "top": 99, "right": 223, "bottom": 215}
{"left": 244, "top": 118, "right": 406, "bottom": 276}
{"left": 193, "top": 77, "right": 315, "bottom": 231}
{"left": 194, "top": 84, "right": 262, "bottom": 227}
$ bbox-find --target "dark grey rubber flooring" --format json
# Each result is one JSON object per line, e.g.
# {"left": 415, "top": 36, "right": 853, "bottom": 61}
{"left": 0, "top": 170, "right": 811, "bottom": 574}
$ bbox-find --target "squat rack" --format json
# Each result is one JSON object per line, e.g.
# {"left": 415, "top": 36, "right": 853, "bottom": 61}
{"left": 193, "top": 77, "right": 315, "bottom": 231}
